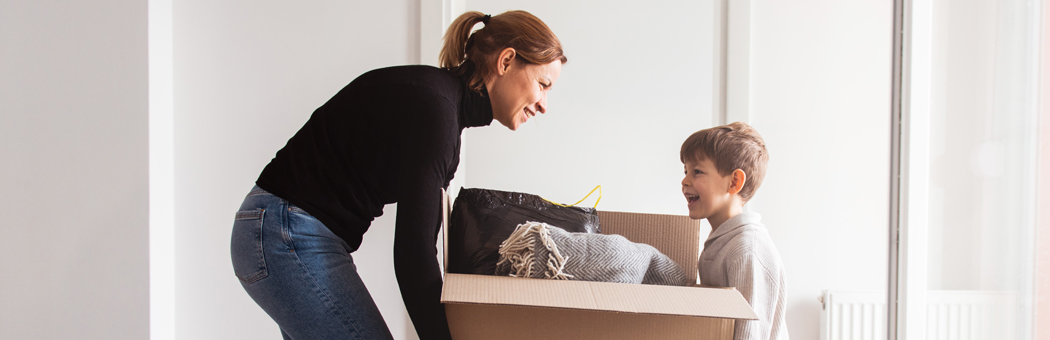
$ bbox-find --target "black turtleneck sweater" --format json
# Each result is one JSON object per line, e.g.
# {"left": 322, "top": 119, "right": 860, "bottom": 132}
{"left": 256, "top": 65, "right": 492, "bottom": 340}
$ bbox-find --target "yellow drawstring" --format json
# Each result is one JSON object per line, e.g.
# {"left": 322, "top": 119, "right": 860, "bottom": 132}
{"left": 542, "top": 185, "right": 602, "bottom": 209}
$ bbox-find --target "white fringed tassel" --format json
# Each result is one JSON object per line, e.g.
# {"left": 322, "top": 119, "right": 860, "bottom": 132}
{"left": 497, "top": 221, "right": 573, "bottom": 280}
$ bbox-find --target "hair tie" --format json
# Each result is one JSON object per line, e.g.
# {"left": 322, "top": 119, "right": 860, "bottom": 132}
{"left": 481, "top": 14, "right": 491, "bottom": 25}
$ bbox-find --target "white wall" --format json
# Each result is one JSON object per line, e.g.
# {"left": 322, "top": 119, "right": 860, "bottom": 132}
{"left": 749, "top": 1, "right": 892, "bottom": 339}
{"left": 171, "top": 1, "right": 422, "bottom": 339}
{"left": 460, "top": 0, "right": 716, "bottom": 215}
{"left": 0, "top": 1, "right": 150, "bottom": 339}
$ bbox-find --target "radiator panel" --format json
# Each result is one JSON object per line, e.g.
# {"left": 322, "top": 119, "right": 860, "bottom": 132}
{"left": 819, "top": 290, "right": 1018, "bottom": 340}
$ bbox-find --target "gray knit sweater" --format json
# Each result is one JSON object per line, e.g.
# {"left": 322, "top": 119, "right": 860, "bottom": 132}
{"left": 699, "top": 212, "right": 789, "bottom": 340}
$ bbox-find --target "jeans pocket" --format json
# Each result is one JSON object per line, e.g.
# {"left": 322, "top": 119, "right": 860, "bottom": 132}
{"left": 231, "top": 208, "right": 268, "bottom": 284}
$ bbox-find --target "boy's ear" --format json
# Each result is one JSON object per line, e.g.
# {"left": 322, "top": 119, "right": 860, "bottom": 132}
{"left": 727, "top": 169, "right": 747, "bottom": 195}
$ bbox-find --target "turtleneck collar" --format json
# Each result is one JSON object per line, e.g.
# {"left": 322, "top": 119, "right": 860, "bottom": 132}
{"left": 706, "top": 211, "right": 764, "bottom": 244}
{"left": 458, "top": 86, "right": 493, "bottom": 129}
{"left": 455, "top": 66, "right": 494, "bottom": 129}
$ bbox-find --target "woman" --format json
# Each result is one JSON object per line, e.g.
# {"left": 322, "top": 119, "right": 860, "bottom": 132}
{"left": 229, "top": 10, "right": 566, "bottom": 340}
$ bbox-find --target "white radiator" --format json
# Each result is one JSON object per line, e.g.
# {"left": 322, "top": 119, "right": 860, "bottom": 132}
{"left": 819, "top": 290, "right": 1019, "bottom": 340}
{"left": 820, "top": 291, "right": 887, "bottom": 340}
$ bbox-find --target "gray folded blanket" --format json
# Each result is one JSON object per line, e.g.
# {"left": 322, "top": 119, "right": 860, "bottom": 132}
{"left": 495, "top": 221, "right": 689, "bottom": 286}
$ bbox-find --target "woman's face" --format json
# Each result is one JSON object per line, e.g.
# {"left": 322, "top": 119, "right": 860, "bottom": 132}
{"left": 486, "top": 50, "right": 563, "bottom": 131}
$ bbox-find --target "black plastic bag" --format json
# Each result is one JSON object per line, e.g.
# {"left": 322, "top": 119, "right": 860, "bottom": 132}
{"left": 447, "top": 188, "right": 601, "bottom": 275}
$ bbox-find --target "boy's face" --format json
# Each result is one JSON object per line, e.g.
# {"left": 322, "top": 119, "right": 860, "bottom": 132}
{"left": 681, "top": 158, "right": 737, "bottom": 221}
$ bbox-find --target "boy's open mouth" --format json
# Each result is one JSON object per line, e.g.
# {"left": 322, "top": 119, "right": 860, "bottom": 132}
{"left": 685, "top": 194, "right": 699, "bottom": 204}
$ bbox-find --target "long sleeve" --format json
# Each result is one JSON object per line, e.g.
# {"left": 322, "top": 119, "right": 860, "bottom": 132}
{"left": 725, "top": 250, "right": 781, "bottom": 340}
{"left": 392, "top": 89, "right": 458, "bottom": 340}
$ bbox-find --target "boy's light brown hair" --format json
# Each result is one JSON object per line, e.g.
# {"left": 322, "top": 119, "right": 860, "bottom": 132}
{"left": 680, "top": 122, "right": 769, "bottom": 202}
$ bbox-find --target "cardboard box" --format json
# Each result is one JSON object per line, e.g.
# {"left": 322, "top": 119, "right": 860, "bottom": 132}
{"left": 440, "top": 194, "right": 758, "bottom": 340}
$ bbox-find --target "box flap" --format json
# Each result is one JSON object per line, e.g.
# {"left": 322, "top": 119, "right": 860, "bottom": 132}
{"left": 442, "top": 273, "right": 758, "bottom": 320}
{"left": 597, "top": 211, "right": 701, "bottom": 283}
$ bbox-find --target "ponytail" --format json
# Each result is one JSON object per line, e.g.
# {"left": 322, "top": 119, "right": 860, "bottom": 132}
{"left": 439, "top": 11, "right": 487, "bottom": 70}
{"left": 439, "top": 10, "right": 567, "bottom": 94}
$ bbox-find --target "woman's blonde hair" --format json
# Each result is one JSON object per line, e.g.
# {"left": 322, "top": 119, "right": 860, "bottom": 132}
{"left": 439, "top": 10, "right": 567, "bottom": 93}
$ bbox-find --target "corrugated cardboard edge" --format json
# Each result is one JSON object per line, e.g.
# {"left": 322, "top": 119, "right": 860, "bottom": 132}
{"left": 446, "top": 303, "right": 737, "bottom": 340}
{"left": 441, "top": 273, "right": 758, "bottom": 320}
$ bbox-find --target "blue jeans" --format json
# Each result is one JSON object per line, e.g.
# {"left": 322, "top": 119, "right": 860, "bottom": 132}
{"left": 230, "top": 186, "right": 394, "bottom": 340}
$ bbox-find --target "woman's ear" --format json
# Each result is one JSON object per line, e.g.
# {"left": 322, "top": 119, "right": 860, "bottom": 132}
{"left": 495, "top": 47, "right": 517, "bottom": 76}
{"left": 728, "top": 169, "right": 747, "bottom": 195}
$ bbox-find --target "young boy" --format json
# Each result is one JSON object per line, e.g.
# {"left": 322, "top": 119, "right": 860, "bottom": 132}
{"left": 680, "top": 122, "right": 788, "bottom": 340}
